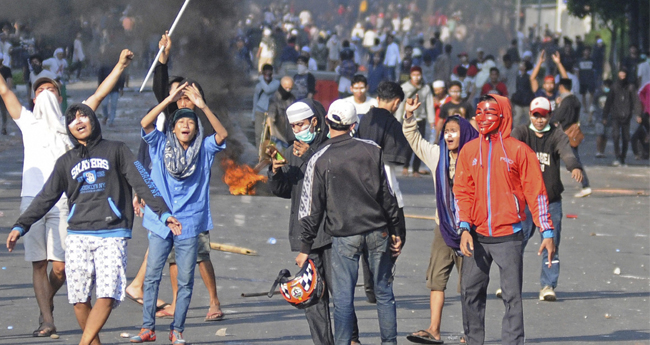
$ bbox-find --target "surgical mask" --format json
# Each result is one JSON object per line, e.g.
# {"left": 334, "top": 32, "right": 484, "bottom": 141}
{"left": 297, "top": 64, "right": 308, "bottom": 75}
{"left": 295, "top": 124, "right": 316, "bottom": 143}
{"left": 529, "top": 122, "right": 551, "bottom": 133}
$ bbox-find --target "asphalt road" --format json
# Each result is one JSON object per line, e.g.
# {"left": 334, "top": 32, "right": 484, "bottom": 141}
{"left": 0, "top": 77, "right": 648, "bottom": 345}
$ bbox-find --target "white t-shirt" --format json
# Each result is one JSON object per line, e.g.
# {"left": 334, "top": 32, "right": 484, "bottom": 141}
{"left": 14, "top": 107, "right": 65, "bottom": 197}
{"left": 344, "top": 95, "right": 378, "bottom": 115}
{"left": 259, "top": 41, "right": 274, "bottom": 59}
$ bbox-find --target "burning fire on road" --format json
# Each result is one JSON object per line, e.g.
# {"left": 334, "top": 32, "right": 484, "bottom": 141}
{"left": 221, "top": 158, "right": 268, "bottom": 195}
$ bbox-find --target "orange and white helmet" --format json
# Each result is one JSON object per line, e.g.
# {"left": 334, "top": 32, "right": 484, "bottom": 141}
{"left": 268, "top": 259, "right": 324, "bottom": 309}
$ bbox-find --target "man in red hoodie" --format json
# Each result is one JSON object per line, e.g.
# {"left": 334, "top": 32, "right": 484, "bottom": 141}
{"left": 453, "top": 94, "right": 555, "bottom": 345}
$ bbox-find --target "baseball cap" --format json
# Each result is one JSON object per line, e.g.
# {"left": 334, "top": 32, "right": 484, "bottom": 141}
{"left": 476, "top": 47, "right": 484, "bottom": 53}
{"left": 543, "top": 75, "right": 555, "bottom": 83}
{"left": 286, "top": 102, "right": 314, "bottom": 124}
{"left": 33, "top": 77, "right": 61, "bottom": 95}
{"left": 326, "top": 100, "right": 358, "bottom": 126}
{"left": 530, "top": 97, "right": 551, "bottom": 116}
{"left": 457, "top": 52, "right": 468, "bottom": 57}
{"left": 410, "top": 66, "right": 422, "bottom": 74}
{"left": 301, "top": 46, "right": 311, "bottom": 53}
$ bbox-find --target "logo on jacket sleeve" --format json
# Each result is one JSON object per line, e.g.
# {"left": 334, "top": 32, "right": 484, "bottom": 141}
{"left": 472, "top": 158, "right": 478, "bottom": 166}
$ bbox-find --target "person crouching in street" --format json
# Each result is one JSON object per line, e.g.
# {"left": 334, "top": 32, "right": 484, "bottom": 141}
{"left": 132, "top": 81, "right": 228, "bottom": 344}
{"left": 296, "top": 99, "right": 403, "bottom": 345}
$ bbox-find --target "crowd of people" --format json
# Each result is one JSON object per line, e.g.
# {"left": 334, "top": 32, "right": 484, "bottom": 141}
{"left": 0, "top": 2, "right": 649, "bottom": 345}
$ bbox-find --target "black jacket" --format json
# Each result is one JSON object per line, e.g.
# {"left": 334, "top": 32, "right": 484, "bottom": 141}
{"left": 298, "top": 134, "right": 401, "bottom": 254}
{"left": 511, "top": 124, "right": 582, "bottom": 203}
{"left": 604, "top": 80, "right": 637, "bottom": 122}
{"left": 268, "top": 99, "right": 330, "bottom": 251}
{"left": 357, "top": 107, "right": 411, "bottom": 165}
{"left": 552, "top": 93, "right": 581, "bottom": 129}
{"left": 13, "top": 104, "right": 171, "bottom": 236}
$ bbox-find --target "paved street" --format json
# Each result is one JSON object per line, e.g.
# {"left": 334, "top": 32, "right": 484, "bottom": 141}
{"left": 0, "top": 80, "right": 648, "bottom": 345}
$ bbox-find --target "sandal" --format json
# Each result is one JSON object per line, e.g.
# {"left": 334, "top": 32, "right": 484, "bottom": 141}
{"left": 204, "top": 310, "right": 224, "bottom": 321}
{"left": 33, "top": 322, "right": 56, "bottom": 337}
{"left": 406, "top": 330, "right": 444, "bottom": 344}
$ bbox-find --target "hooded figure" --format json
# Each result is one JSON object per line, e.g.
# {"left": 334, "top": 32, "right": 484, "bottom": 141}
{"left": 454, "top": 94, "right": 553, "bottom": 239}
{"left": 435, "top": 116, "right": 477, "bottom": 250}
{"left": 65, "top": 103, "right": 103, "bottom": 158}
{"left": 43, "top": 48, "right": 68, "bottom": 78}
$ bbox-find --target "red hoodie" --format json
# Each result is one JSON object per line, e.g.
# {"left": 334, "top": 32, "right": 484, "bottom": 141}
{"left": 453, "top": 95, "right": 554, "bottom": 238}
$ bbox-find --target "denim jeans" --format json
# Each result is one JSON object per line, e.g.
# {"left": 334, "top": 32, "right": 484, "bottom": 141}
{"left": 142, "top": 231, "right": 198, "bottom": 333}
{"left": 330, "top": 229, "right": 397, "bottom": 345}
{"left": 102, "top": 91, "right": 119, "bottom": 125}
{"left": 522, "top": 201, "right": 562, "bottom": 288}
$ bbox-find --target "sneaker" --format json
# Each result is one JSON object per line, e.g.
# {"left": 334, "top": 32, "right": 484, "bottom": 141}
{"left": 539, "top": 286, "right": 556, "bottom": 301}
{"left": 574, "top": 187, "right": 592, "bottom": 198}
{"left": 169, "top": 330, "right": 186, "bottom": 344}
{"left": 495, "top": 288, "right": 502, "bottom": 299}
{"left": 595, "top": 152, "right": 605, "bottom": 158}
{"left": 130, "top": 329, "right": 156, "bottom": 343}
{"left": 612, "top": 160, "right": 621, "bottom": 167}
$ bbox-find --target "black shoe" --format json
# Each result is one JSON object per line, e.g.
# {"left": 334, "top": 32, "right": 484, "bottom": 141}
{"left": 365, "top": 288, "right": 376, "bottom": 304}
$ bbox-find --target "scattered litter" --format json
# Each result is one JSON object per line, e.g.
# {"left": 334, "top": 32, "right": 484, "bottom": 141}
{"left": 0, "top": 211, "right": 4, "bottom": 217}
{"left": 7, "top": 326, "right": 12, "bottom": 330}
{"left": 120, "top": 333, "right": 131, "bottom": 338}
{"left": 240, "top": 195, "right": 252, "bottom": 204}
{"left": 635, "top": 233, "right": 648, "bottom": 238}
{"left": 447, "top": 335, "right": 459, "bottom": 341}
{"left": 620, "top": 275, "right": 648, "bottom": 280}
{"left": 584, "top": 315, "right": 588, "bottom": 319}
{"left": 267, "top": 237, "right": 277, "bottom": 244}
{"left": 234, "top": 214, "right": 245, "bottom": 226}
{"left": 604, "top": 313, "right": 611, "bottom": 319}
{"left": 590, "top": 233, "right": 613, "bottom": 237}
{"left": 616, "top": 249, "right": 620, "bottom": 252}
{"left": 215, "top": 328, "right": 229, "bottom": 336}
{"left": 613, "top": 267, "right": 621, "bottom": 275}
{"left": 1, "top": 267, "right": 5, "bottom": 270}
{"left": 566, "top": 214, "right": 578, "bottom": 219}
{"left": 50, "top": 334, "right": 60, "bottom": 339}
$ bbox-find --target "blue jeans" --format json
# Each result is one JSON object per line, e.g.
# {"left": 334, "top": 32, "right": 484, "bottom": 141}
{"left": 102, "top": 91, "right": 119, "bottom": 125}
{"left": 522, "top": 201, "right": 562, "bottom": 288}
{"left": 142, "top": 231, "right": 198, "bottom": 333}
{"left": 330, "top": 229, "right": 397, "bottom": 345}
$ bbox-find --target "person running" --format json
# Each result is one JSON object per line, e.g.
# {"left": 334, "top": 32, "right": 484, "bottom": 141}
{"left": 7, "top": 53, "right": 182, "bottom": 345}
{"left": 454, "top": 94, "right": 555, "bottom": 345}
{"left": 511, "top": 97, "right": 584, "bottom": 301}
{"left": 131, "top": 81, "right": 228, "bottom": 344}
{"left": 403, "top": 95, "right": 478, "bottom": 344}
{"left": 0, "top": 48, "right": 132, "bottom": 339}
{"left": 296, "top": 99, "right": 403, "bottom": 345}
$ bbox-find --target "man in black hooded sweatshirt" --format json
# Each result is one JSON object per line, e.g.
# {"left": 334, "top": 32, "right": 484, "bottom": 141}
{"left": 7, "top": 50, "right": 181, "bottom": 345}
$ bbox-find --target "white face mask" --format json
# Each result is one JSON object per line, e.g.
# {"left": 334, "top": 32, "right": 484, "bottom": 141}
{"left": 297, "top": 64, "right": 308, "bottom": 74}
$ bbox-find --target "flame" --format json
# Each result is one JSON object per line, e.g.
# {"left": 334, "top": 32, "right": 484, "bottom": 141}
{"left": 221, "top": 158, "right": 267, "bottom": 195}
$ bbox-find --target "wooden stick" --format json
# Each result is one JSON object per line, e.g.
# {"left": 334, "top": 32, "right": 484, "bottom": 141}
{"left": 242, "top": 290, "right": 280, "bottom": 298}
{"left": 210, "top": 242, "right": 257, "bottom": 256}
{"left": 404, "top": 214, "right": 438, "bottom": 221}
{"left": 139, "top": 0, "right": 191, "bottom": 92}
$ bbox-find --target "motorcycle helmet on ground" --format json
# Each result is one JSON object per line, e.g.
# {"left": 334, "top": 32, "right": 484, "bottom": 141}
{"left": 267, "top": 259, "right": 324, "bottom": 309}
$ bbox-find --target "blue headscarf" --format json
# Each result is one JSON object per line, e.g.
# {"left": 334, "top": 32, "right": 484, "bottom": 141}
{"left": 435, "top": 115, "right": 478, "bottom": 250}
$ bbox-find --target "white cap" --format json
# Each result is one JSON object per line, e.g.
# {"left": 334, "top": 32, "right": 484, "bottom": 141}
{"left": 432, "top": 80, "right": 445, "bottom": 89}
{"left": 327, "top": 100, "right": 358, "bottom": 125}
{"left": 286, "top": 102, "right": 314, "bottom": 124}
{"left": 529, "top": 97, "right": 551, "bottom": 116}
{"left": 597, "top": 38, "right": 603, "bottom": 44}
{"left": 301, "top": 46, "right": 311, "bottom": 53}
{"left": 412, "top": 47, "right": 422, "bottom": 57}
{"left": 522, "top": 50, "right": 533, "bottom": 58}
{"left": 477, "top": 47, "right": 484, "bottom": 52}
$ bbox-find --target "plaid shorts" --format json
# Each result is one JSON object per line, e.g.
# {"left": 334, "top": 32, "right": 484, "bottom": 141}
{"left": 65, "top": 234, "right": 127, "bottom": 308}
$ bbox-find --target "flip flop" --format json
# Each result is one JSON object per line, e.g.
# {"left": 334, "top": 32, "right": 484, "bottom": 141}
{"left": 406, "top": 330, "right": 444, "bottom": 344}
{"left": 204, "top": 310, "right": 224, "bottom": 322}
{"left": 126, "top": 292, "right": 144, "bottom": 306}
{"left": 33, "top": 323, "right": 56, "bottom": 338}
{"left": 156, "top": 302, "right": 171, "bottom": 312}
{"left": 155, "top": 308, "right": 174, "bottom": 319}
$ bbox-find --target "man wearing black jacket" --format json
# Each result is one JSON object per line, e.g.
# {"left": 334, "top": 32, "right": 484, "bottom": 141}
{"left": 552, "top": 78, "right": 592, "bottom": 198}
{"left": 296, "top": 99, "right": 403, "bottom": 345}
{"left": 7, "top": 101, "right": 181, "bottom": 345}
{"left": 603, "top": 69, "right": 639, "bottom": 166}
{"left": 512, "top": 97, "right": 583, "bottom": 301}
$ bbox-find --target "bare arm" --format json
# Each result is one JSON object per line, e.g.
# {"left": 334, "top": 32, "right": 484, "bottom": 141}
{"left": 530, "top": 51, "right": 544, "bottom": 92}
{"left": 141, "top": 82, "right": 187, "bottom": 134}
{"left": 85, "top": 49, "right": 134, "bottom": 111}
{"left": 0, "top": 74, "right": 21, "bottom": 119}
{"left": 158, "top": 31, "right": 171, "bottom": 64}
{"left": 552, "top": 52, "right": 568, "bottom": 79}
{"left": 185, "top": 84, "right": 228, "bottom": 145}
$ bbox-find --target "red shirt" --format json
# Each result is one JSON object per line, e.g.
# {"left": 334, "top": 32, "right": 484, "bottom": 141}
{"left": 481, "top": 82, "right": 509, "bottom": 97}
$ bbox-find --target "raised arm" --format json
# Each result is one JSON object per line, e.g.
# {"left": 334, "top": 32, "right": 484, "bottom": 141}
{"left": 85, "top": 49, "right": 134, "bottom": 111}
{"left": 0, "top": 72, "right": 22, "bottom": 119}
{"left": 552, "top": 51, "right": 568, "bottom": 79}
{"left": 141, "top": 82, "right": 187, "bottom": 134}
{"left": 185, "top": 83, "right": 228, "bottom": 145}
{"left": 153, "top": 32, "right": 172, "bottom": 103}
{"left": 530, "top": 50, "right": 545, "bottom": 92}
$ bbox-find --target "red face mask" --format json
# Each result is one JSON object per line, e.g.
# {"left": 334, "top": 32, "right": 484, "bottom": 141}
{"left": 475, "top": 101, "right": 502, "bottom": 135}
